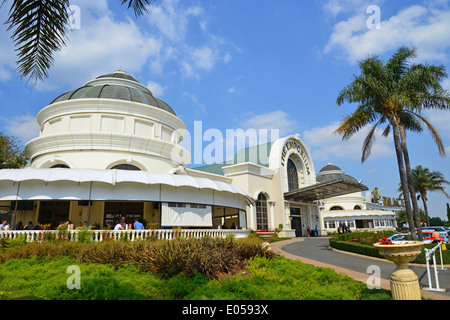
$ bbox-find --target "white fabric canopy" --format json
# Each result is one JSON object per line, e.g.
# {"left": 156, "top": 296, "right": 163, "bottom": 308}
{"left": 0, "top": 168, "right": 254, "bottom": 208}
{"left": 161, "top": 203, "right": 212, "bottom": 227}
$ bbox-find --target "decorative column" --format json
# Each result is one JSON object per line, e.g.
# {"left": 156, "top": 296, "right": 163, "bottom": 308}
{"left": 249, "top": 203, "right": 256, "bottom": 230}
{"left": 268, "top": 201, "right": 275, "bottom": 230}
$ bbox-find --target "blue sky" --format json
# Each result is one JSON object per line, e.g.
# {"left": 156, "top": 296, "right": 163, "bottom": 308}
{"left": 0, "top": 0, "right": 449, "bottom": 220}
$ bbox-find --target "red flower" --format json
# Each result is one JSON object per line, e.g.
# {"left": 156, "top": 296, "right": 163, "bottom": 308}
{"left": 379, "top": 237, "right": 393, "bottom": 245}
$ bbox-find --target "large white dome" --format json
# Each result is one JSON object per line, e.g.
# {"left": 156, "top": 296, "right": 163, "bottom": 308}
{"left": 25, "top": 70, "right": 191, "bottom": 172}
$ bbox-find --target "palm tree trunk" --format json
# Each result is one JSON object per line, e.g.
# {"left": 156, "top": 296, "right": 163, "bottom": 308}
{"left": 393, "top": 125, "right": 417, "bottom": 239}
{"left": 399, "top": 126, "right": 423, "bottom": 240}
{"left": 420, "top": 192, "right": 430, "bottom": 226}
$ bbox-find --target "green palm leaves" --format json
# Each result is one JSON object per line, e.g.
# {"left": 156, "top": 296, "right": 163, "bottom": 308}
{"left": 5, "top": 0, "right": 71, "bottom": 84}
{"left": 2, "top": 0, "right": 154, "bottom": 84}
{"left": 411, "top": 165, "right": 449, "bottom": 226}
{"left": 335, "top": 47, "right": 450, "bottom": 239}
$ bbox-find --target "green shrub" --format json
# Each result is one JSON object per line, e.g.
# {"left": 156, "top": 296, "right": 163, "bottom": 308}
{"left": 1, "top": 236, "right": 274, "bottom": 280}
{"left": 329, "top": 239, "right": 383, "bottom": 258}
{"left": 329, "top": 232, "right": 450, "bottom": 264}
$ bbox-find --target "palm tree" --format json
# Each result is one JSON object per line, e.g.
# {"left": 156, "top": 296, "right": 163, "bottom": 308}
{"left": 411, "top": 165, "right": 450, "bottom": 226}
{"left": 2, "top": 0, "right": 154, "bottom": 84}
{"left": 335, "top": 47, "right": 450, "bottom": 240}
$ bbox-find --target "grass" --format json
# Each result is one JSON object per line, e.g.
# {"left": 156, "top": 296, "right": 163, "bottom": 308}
{"left": 0, "top": 238, "right": 392, "bottom": 300}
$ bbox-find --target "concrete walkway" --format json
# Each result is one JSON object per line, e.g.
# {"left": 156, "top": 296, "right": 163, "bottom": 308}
{"left": 270, "top": 237, "right": 450, "bottom": 301}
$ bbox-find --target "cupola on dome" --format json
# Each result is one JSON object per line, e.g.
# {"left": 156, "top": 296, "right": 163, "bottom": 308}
{"left": 316, "top": 162, "right": 359, "bottom": 184}
{"left": 50, "top": 70, "right": 176, "bottom": 115}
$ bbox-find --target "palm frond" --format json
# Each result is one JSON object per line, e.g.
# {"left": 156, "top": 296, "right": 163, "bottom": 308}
{"left": 120, "top": 0, "right": 153, "bottom": 16}
{"left": 399, "top": 112, "right": 422, "bottom": 133}
{"left": 381, "top": 124, "right": 390, "bottom": 137}
{"left": 385, "top": 47, "right": 417, "bottom": 81}
{"left": 408, "top": 110, "right": 446, "bottom": 157}
{"left": 334, "top": 105, "right": 378, "bottom": 141}
{"left": 6, "top": 0, "right": 70, "bottom": 84}
{"left": 361, "top": 120, "right": 382, "bottom": 163}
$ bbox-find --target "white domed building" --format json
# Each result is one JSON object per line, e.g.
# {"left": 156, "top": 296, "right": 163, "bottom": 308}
{"left": 0, "top": 71, "right": 371, "bottom": 238}
{"left": 318, "top": 163, "right": 397, "bottom": 233}
{"left": 0, "top": 71, "right": 253, "bottom": 231}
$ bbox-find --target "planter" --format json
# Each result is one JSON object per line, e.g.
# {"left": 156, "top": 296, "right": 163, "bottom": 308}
{"left": 257, "top": 232, "right": 274, "bottom": 242}
{"left": 373, "top": 241, "right": 424, "bottom": 300}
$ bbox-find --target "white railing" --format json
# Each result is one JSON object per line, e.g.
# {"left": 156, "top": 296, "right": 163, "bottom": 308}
{"left": 0, "top": 229, "right": 250, "bottom": 243}
{"left": 424, "top": 242, "right": 447, "bottom": 293}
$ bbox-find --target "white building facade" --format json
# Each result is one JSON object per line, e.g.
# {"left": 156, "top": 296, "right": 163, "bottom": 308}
{"left": 319, "top": 164, "right": 397, "bottom": 233}
{"left": 0, "top": 71, "right": 370, "bottom": 237}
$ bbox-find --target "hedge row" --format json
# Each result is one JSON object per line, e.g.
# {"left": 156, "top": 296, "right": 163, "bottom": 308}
{"left": 329, "top": 232, "right": 450, "bottom": 264}
{"left": 328, "top": 238, "right": 383, "bottom": 259}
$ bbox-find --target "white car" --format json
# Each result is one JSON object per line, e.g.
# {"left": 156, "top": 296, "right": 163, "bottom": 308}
{"left": 387, "top": 233, "right": 412, "bottom": 242}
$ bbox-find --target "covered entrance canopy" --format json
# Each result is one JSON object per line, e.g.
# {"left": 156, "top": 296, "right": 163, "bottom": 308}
{"left": 284, "top": 179, "right": 368, "bottom": 202}
{"left": 0, "top": 168, "right": 254, "bottom": 209}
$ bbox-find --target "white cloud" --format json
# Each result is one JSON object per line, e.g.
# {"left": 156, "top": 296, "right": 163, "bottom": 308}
{"left": 324, "top": 2, "right": 450, "bottom": 64}
{"left": 17, "top": 1, "right": 163, "bottom": 91}
{"left": 240, "top": 110, "right": 298, "bottom": 137}
{"left": 146, "top": 81, "right": 167, "bottom": 97}
{"left": 302, "top": 121, "right": 394, "bottom": 161}
{"left": 1, "top": 0, "right": 228, "bottom": 91}
{"left": 147, "top": 0, "right": 203, "bottom": 43}
{"left": 146, "top": 0, "right": 230, "bottom": 79}
{"left": 323, "top": 0, "right": 376, "bottom": 17}
{"left": 182, "top": 91, "right": 206, "bottom": 115}
{"left": 3, "top": 113, "right": 40, "bottom": 143}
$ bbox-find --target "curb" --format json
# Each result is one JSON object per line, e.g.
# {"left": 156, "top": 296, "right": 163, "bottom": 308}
{"left": 270, "top": 237, "right": 450, "bottom": 301}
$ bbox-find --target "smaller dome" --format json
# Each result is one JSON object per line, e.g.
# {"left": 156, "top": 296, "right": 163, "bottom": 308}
{"left": 316, "top": 163, "right": 359, "bottom": 184}
{"left": 319, "top": 162, "right": 343, "bottom": 173}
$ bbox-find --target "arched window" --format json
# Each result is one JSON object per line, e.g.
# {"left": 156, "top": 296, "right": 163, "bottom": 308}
{"left": 256, "top": 193, "right": 268, "bottom": 230}
{"left": 50, "top": 164, "right": 70, "bottom": 168}
{"left": 287, "top": 159, "right": 299, "bottom": 191}
{"left": 354, "top": 205, "right": 362, "bottom": 210}
{"left": 330, "top": 206, "right": 344, "bottom": 211}
{"left": 111, "top": 164, "right": 141, "bottom": 171}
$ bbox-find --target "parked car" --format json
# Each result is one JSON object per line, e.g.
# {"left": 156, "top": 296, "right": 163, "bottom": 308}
{"left": 442, "top": 226, "right": 450, "bottom": 236}
{"left": 422, "top": 231, "right": 448, "bottom": 244}
{"left": 387, "top": 233, "right": 412, "bottom": 242}
{"left": 422, "top": 226, "right": 449, "bottom": 237}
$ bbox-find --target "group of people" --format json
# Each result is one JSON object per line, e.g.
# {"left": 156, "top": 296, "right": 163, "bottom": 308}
{"left": 58, "top": 220, "right": 91, "bottom": 230}
{"left": 1, "top": 219, "right": 40, "bottom": 231}
{"left": 337, "top": 223, "right": 351, "bottom": 234}
{"left": 114, "top": 218, "right": 144, "bottom": 231}
{"left": 306, "top": 225, "right": 319, "bottom": 238}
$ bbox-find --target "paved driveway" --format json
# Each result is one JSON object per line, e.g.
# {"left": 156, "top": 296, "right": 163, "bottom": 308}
{"left": 271, "top": 237, "right": 450, "bottom": 300}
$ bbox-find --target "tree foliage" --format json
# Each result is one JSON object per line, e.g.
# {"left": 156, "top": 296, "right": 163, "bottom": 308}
{"left": 335, "top": 46, "right": 450, "bottom": 240}
{"left": 0, "top": 132, "right": 29, "bottom": 169}
{"left": 2, "top": 0, "right": 154, "bottom": 84}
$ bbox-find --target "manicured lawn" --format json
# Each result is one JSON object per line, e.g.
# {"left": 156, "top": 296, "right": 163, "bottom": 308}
{"left": 0, "top": 251, "right": 391, "bottom": 300}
